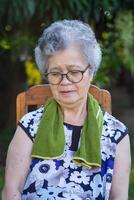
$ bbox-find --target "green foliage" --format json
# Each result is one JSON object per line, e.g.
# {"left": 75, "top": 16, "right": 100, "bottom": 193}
{"left": 0, "top": 0, "right": 130, "bottom": 27}
{"left": 0, "top": 128, "right": 13, "bottom": 199}
{"left": 0, "top": 0, "right": 36, "bottom": 25}
{"left": 11, "top": 32, "right": 35, "bottom": 61}
{"left": 129, "top": 162, "right": 134, "bottom": 200}
{"left": 0, "top": 128, "right": 13, "bottom": 156}
{"left": 94, "top": 10, "right": 134, "bottom": 85}
{"left": 0, "top": 167, "right": 4, "bottom": 198}
{"left": 115, "top": 11, "right": 134, "bottom": 74}
{"left": 0, "top": 38, "right": 11, "bottom": 50}
{"left": 0, "top": 1, "right": 134, "bottom": 86}
{"left": 1, "top": 0, "right": 129, "bottom": 86}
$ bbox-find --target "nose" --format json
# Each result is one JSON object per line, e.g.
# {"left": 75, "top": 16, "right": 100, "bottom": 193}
{"left": 60, "top": 74, "right": 71, "bottom": 85}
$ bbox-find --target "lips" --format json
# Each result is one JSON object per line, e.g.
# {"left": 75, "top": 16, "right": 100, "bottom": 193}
{"left": 60, "top": 90, "right": 75, "bottom": 95}
{"left": 60, "top": 90, "right": 74, "bottom": 93}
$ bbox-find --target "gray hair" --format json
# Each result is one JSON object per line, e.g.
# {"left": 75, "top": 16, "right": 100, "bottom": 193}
{"left": 35, "top": 19, "right": 102, "bottom": 75}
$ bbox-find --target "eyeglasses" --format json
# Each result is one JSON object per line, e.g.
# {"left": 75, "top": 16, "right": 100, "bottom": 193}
{"left": 44, "top": 65, "right": 90, "bottom": 85}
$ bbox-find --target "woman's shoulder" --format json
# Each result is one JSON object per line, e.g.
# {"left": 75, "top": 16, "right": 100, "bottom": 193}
{"left": 103, "top": 112, "right": 128, "bottom": 144}
{"left": 18, "top": 107, "right": 44, "bottom": 141}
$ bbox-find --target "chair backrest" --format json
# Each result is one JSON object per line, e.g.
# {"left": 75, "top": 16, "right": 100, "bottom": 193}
{"left": 16, "top": 84, "right": 112, "bottom": 125}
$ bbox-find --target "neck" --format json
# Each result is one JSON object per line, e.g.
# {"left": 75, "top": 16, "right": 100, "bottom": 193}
{"left": 60, "top": 98, "right": 87, "bottom": 126}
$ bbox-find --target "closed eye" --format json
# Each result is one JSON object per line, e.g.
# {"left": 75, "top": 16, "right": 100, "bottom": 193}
{"left": 49, "top": 72, "right": 61, "bottom": 76}
{"left": 69, "top": 70, "right": 81, "bottom": 75}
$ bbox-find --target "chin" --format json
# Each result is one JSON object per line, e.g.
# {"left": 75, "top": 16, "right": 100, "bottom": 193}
{"left": 56, "top": 96, "right": 81, "bottom": 106}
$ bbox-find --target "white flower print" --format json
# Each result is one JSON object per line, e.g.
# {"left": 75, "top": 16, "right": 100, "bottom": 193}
{"left": 82, "top": 165, "right": 99, "bottom": 175}
{"left": 65, "top": 181, "right": 84, "bottom": 192}
{"left": 63, "top": 151, "right": 73, "bottom": 168}
{"left": 55, "top": 168, "right": 69, "bottom": 187}
{"left": 29, "top": 124, "right": 36, "bottom": 137}
{"left": 103, "top": 124, "right": 115, "bottom": 138}
{"left": 70, "top": 160, "right": 79, "bottom": 169}
{"left": 63, "top": 150, "right": 78, "bottom": 170}
{"left": 20, "top": 112, "right": 33, "bottom": 128}
{"left": 20, "top": 107, "right": 44, "bottom": 138}
{"left": 35, "top": 179, "right": 44, "bottom": 192}
{"left": 62, "top": 168, "right": 69, "bottom": 179}
{"left": 47, "top": 165, "right": 65, "bottom": 187}
{"left": 32, "top": 110, "right": 43, "bottom": 125}
{"left": 29, "top": 108, "right": 44, "bottom": 138}
{"left": 64, "top": 126, "right": 73, "bottom": 148}
{"left": 104, "top": 112, "right": 127, "bottom": 134}
{"left": 49, "top": 168, "right": 68, "bottom": 188}
{"left": 115, "top": 119, "right": 126, "bottom": 132}
{"left": 70, "top": 171, "right": 90, "bottom": 185}
{"left": 37, "top": 186, "right": 62, "bottom": 199}
{"left": 58, "top": 177, "right": 66, "bottom": 187}
{"left": 103, "top": 168, "right": 113, "bottom": 200}
{"left": 62, "top": 182, "right": 85, "bottom": 199}
{"left": 63, "top": 151, "right": 77, "bottom": 169}
{"left": 24, "top": 160, "right": 56, "bottom": 187}
{"left": 101, "top": 138, "right": 116, "bottom": 161}
{"left": 114, "top": 130, "right": 122, "bottom": 141}
{"left": 104, "top": 113, "right": 115, "bottom": 125}
{"left": 63, "top": 192, "right": 82, "bottom": 200}
{"left": 90, "top": 174, "right": 103, "bottom": 198}
{"left": 22, "top": 192, "right": 40, "bottom": 200}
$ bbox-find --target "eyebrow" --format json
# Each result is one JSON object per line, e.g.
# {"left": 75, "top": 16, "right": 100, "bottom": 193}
{"left": 67, "top": 65, "right": 83, "bottom": 70}
{"left": 48, "top": 67, "right": 61, "bottom": 72}
{"left": 48, "top": 65, "right": 83, "bottom": 72}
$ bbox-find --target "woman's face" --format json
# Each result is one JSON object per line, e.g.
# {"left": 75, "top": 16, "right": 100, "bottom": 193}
{"left": 47, "top": 46, "right": 93, "bottom": 108}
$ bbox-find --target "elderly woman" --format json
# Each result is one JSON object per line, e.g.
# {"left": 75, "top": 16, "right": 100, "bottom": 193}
{"left": 3, "top": 20, "right": 131, "bottom": 200}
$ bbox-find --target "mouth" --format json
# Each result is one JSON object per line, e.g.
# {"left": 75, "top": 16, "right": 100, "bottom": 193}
{"left": 60, "top": 90, "right": 75, "bottom": 95}
{"left": 60, "top": 90, "right": 75, "bottom": 93}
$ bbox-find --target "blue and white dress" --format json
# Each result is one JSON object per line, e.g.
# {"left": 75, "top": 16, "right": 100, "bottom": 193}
{"left": 19, "top": 107, "right": 128, "bottom": 200}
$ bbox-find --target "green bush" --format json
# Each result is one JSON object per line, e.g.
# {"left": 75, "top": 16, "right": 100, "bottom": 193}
{"left": 0, "top": 128, "right": 13, "bottom": 198}
{"left": 0, "top": 167, "right": 4, "bottom": 199}
{"left": 129, "top": 163, "right": 134, "bottom": 200}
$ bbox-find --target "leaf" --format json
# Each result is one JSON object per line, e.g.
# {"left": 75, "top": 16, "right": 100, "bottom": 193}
{"left": 26, "top": 0, "right": 36, "bottom": 17}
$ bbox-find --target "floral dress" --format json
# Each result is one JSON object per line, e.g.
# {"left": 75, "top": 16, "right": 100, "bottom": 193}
{"left": 19, "top": 107, "right": 128, "bottom": 200}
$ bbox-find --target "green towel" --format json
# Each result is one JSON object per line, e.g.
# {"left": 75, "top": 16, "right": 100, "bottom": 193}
{"left": 32, "top": 94, "right": 103, "bottom": 168}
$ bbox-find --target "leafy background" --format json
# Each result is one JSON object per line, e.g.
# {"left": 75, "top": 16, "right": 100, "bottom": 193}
{"left": 0, "top": 0, "right": 134, "bottom": 199}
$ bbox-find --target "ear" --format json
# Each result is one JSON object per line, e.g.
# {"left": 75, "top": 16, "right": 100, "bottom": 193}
{"left": 89, "top": 73, "right": 93, "bottom": 86}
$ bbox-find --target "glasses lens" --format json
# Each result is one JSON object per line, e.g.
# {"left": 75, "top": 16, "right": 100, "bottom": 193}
{"left": 45, "top": 68, "right": 86, "bottom": 85}
{"left": 67, "top": 71, "right": 83, "bottom": 83}
{"left": 47, "top": 72, "right": 62, "bottom": 84}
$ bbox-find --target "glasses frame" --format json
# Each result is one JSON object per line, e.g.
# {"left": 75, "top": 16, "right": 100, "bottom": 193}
{"left": 44, "top": 65, "right": 90, "bottom": 85}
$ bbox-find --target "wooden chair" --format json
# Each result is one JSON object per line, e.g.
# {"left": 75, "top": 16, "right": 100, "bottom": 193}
{"left": 16, "top": 84, "right": 112, "bottom": 125}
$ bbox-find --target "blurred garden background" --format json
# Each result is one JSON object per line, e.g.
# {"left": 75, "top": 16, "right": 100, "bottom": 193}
{"left": 0, "top": 0, "right": 134, "bottom": 199}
